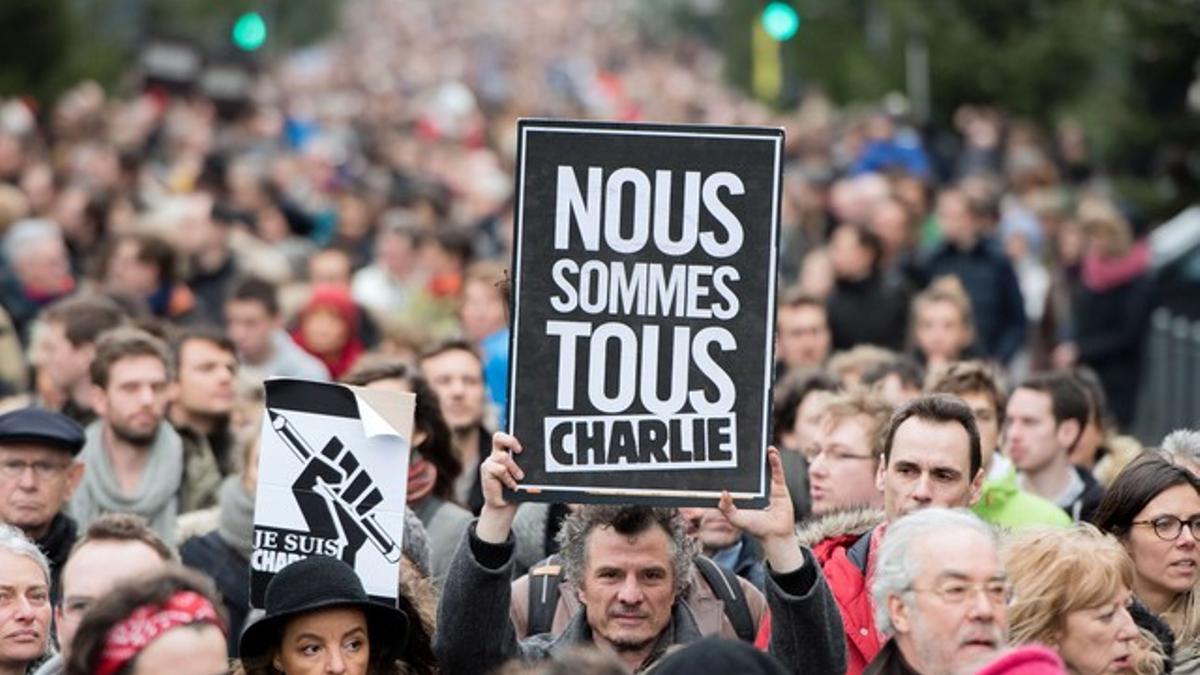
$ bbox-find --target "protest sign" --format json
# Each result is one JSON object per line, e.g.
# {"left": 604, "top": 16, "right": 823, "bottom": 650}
{"left": 250, "top": 378, "right": 415, "bottom": 608}
{"left": 507, "top": 119, "right": 783, "bottom": 507}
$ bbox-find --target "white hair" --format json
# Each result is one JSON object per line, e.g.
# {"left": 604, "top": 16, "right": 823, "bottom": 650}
{"left": 1162, "top": 429, "right": 1200, "bottom": 460}
{"left": 0, "top": 523, "right": 51, "bottom": 586}
{"left": 870, "top": 508, "right": 999, "bottom": 636}
{"left": 3, "top": 217, "right": 63, "bottom": 266}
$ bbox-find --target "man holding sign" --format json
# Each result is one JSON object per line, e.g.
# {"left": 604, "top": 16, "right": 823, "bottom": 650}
{"left": 434, "top": 432, "right": 845, "bottom": 674}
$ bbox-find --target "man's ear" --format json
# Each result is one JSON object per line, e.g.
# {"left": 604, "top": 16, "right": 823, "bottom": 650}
{"left": 63, "top": 461, "right": 84, "bottom": 499}
{"left": 1056, "top": 419, "right": 1083, "bottom": 453}
{"left": 875, "top": 456, "right": 886, "bottom": 493}
{"left": 89, "top": 385, "right": 107, "bottom": 419}
{"left": 967, "top": 467, "right": 984, "bottom": 507}
{"left": 888, "top": 593, "right": 911, "bottom": 634}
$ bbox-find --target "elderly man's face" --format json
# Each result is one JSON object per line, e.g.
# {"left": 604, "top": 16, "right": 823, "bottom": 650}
{"left": 576, "top": 524, "right": 677, "bottom": 658}
{"left": 0, "top": 550, "right": 52, "bottom": 668}
{"left": 887, "top": 528, "right": 1008, "bottom": 675}
{"left": 0, "top": 445, "right": 81, "bottom": 539}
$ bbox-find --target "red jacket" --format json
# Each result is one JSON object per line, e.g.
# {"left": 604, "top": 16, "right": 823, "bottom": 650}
{"left": 798, "top": 508, "right": 886, "bottom": 675}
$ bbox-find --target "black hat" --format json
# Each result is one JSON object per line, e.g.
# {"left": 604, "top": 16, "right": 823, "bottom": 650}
{"left": 239, "top": 556, "right": 409, "bottom": 661}
{"left": 652, "top": 637, "right": 790, "bottom": 675}
{"left": 0, "top": 408, "right": 85, "bottom": 456}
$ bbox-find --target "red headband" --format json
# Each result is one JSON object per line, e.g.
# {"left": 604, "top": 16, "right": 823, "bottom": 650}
{"left": 95, "top": 590, "right": 225, "bottom": 675}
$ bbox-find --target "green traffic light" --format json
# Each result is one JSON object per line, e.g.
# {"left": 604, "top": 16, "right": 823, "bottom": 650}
{"left": 232, "top": 11, "right": 267, "bottom": 51}
{"left": 761, "top": 2, "right": 800, "bottom": 41}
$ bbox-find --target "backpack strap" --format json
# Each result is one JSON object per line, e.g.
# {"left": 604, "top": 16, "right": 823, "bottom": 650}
{"left": 526, "top": 554, "right": 564, "bottom": 637}
{"left": 693, "top": 554, "right": 755, "bottom": 642}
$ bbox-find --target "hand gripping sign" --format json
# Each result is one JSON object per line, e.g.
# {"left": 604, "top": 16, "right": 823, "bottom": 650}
{"left": 506, "top": 119, "right": 783, "bottom": 508}
{"left": 251, "top": 379, "right": 415, "bottom": 608}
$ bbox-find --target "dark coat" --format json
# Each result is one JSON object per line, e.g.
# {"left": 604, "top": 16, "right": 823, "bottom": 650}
{"left": 434, "top": 523, "right": 846, "bottom": 675}
{"left": 35, "top": 513, "right": 78, "bottom": 603}
{"left": 1068, "top": 465, "right": 1106, "bottom": 524}
{"left": 1069, "top": 273, "right": 1154, "bottom": 428}
{"left": 826, "top": 273, "right": 911, "bottom": 352}
{"left": 864, "top": 639, "right": 921, "bottom": 675}
{"left": 179, "top": 530, "right": 250, "bottom": 656}
{"left": 915, "top": 238, "right": 1026, "bottom": 363}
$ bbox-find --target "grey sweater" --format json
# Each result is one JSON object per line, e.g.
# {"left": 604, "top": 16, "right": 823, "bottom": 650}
{"left": 434, "top": 522, "right": 846, "bottom": 675}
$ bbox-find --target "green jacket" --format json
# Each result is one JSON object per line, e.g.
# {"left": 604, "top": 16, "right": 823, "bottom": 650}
{"left": 973, "top": 467, "right": 1072, "bottom": 529}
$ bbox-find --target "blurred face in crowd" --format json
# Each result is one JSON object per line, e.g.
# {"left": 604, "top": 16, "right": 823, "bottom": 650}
{"left": 886, "top": 528, "right": 1007, "bottom": 675}
{"left": 175, "top": 338, "right": 237, "bottom": 419}
{"left": 38, "top": 320, "right": 94, "bottom": 395}
{"left": 57, "top": 539, "right": 168, "bottom": 652}
{"left": 308, "top": 250, "right": 353, "bottom": 288}
{"left": 957, "top": 392, "right": 1000, "bottom": 472}
{"left": 1123, "top": 484, "right": 1200, "bottom": 608}
{"left": 93, "top": 356, "right": 170, "bottom": 446}
{"left": 377, "top": 228, "right": 420, "bottom": 279}
{"left": 871, "top": 199, "right": 911, "bottom": 259}
{"left": 1054, "top": 586, "right": 1139, "bottom": 675}
{"left": 679, "top": 508, "right": 742, "bottom": 554}
{"left": 828, "top": 225, "right": 874, "bottom": 282}
{"left": 878, "top": 417, "right": 981, "bottom": 521}
{"left": 791, "top": 389, "right": 836, "bottom": 453}
{"left": 299, "top": 308, "right": 350, "bottom": 357}
{"left": 129, "top": 623, "right": 228, "bottom": 675}
{"left": 421, "top": 348, "right": 485, "bottom": 432}
{"left": 1004, "top": 388, "right": 1076, "bottom": 475}
{"left": 808, "top": 415, "right": 883, "bottom": 515}
{"left": 776, "top": 303, "right": 831, "bottom": 370}
{"left": 15, "top": 235, "right": 71, "bottom": 294}
{"left": 0, "top": 443, "right": 81, "bottom": 539}
{"left": 872, "top": 374, "right": 922, "bottom": 409}
{"left": 0, "top": 551, "right": 51, "bottom": 669}
{"left": 226, "top": 299, "right": 279, "bottom": 364}
{"left": 105, "top": 239, "right": 160, "bottom": 297}
{"left": 577, "top": 524, "right": 676, "bottom": 658}
{"left": 915, "top": 299, "right": 972, "bottom": 367}
{"left": 1071, "top": 404, "right": 1105, "bottom": 469}
{"left": 459, "top": 279, "right": 507, "bottom": 343}
{"left": 273, "top": 607, "right": 370, "bottom": 675}
{"left": 936, "top": 191, "right": 976, "bottom": 247}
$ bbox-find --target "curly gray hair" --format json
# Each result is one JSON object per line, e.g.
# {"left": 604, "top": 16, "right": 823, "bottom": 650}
{"left": 556, "top": 505, "right": 696, "bottom": 598}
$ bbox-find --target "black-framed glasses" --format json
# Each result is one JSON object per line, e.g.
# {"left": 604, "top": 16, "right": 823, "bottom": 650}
{"left": 1132, "top": 515, "right": 1200, "bottom": 541}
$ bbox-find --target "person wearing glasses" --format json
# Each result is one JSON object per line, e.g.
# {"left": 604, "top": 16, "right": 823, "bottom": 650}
{"left": 1004, "top": 524, "right": 1159, "bottom": 674}
{"left": 797, "top": 394, "right": 988, "bottom": 675}
{"left": 1095, "top": 453, "right": 1200, "bottom": 674}
{"left": 867, "top": 508, "right": 1008, "bottom": 675}
{"left": 0, "top": 408, "right": 86, "bottom": 599}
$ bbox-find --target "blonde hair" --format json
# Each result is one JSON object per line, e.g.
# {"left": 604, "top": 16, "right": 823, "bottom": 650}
{"left": 819, "top": 390, "right": 894, "bottom": 459}
{"left": 1004, "top": 525, "right": 1163, "bottom": 675}
{"left": 828, "top": 345, "right": 895, "bottom": 388}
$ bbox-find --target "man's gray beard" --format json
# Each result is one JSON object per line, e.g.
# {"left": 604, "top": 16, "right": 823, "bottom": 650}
{"left": 111, "top": 420, "right": 159, "bottom": 447}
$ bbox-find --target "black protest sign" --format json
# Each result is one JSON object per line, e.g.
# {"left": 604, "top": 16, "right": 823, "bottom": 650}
{"left": 251, "top": 378, "right": 414, "bottom": 608}
{"left": 507, "top": 119, "right": 782, "bottom": 507}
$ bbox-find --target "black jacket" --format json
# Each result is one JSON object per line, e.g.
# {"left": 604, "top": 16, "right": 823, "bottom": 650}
{"left": 864, "top": 639, "right": 921, "bottom": 675}
{"left": 179, "top": 531, "right": 250, "bottom": 656}
{"left": 1068, "top": 465, "right": 1106, "bottom": 524}
{"left": 1069, "top": 273, "right": 1154, "bottom": 428}
{"left": 35, "top": 513, "right": 78, "bottom": 603}
{"left": 826, "top": 273, "right": 910, "bottom": 352}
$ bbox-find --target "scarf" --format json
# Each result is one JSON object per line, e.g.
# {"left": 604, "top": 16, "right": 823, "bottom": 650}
{"left": 407, "top": 455, "right": 438, "bottom": 505}
{"left": 217, "top": 476, "right": 255, "bottom": 559}
{"left": 70, "top": 422, "right": 184, "bottom": 545}
{"left": 1081, "top": 239, "right": 1149, "bottom": 293}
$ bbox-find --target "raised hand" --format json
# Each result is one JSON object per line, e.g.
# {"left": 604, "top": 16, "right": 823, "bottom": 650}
{"left": 477, "top": 431, "right": 525, "bottom": 543}
{"left": 718, "top": 447, "right": 805, "bottom": 574}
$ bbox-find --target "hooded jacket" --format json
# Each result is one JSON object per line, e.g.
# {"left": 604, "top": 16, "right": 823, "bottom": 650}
{"left": 795, "top": 507, "right": 887, "bottom": 675}
{"left": 973, "top": 467, "right": 1072, "bottom": 529}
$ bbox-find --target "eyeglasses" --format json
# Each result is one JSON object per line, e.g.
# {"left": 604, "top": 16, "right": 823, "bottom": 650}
{"left": 1132, "top": 515, "right": 1200, "bottom": 541}
{"left": 802, "top": 445, "right": 876, "bottom": 464}
{"left": 906, "top": 579, "right": 1012, "bottom": 606}
{"left": 0, "top": 459, "right": 70, "bottom": 480}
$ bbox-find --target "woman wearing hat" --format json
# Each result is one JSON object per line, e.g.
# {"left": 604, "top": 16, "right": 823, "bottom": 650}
{"left": 238, "top": 555, "right": 436, "bottom": 675}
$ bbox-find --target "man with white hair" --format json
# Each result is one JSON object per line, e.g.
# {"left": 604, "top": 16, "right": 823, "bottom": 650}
{"left": 1161, "top": 429, "right": 1200, "bottom": 477}
{"left": 867, "top": 508, "right": 1008, "bottom": 675}
{"left": 0, "top": 523, "right": 53, "bottom": 675}
{"left": 0, "top": 218, "right": 75, "bottom": 345}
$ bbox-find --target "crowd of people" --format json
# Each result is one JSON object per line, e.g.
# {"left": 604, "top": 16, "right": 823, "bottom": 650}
{"left": 0, "top": 0, "right": 1192, "bottom": 673}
